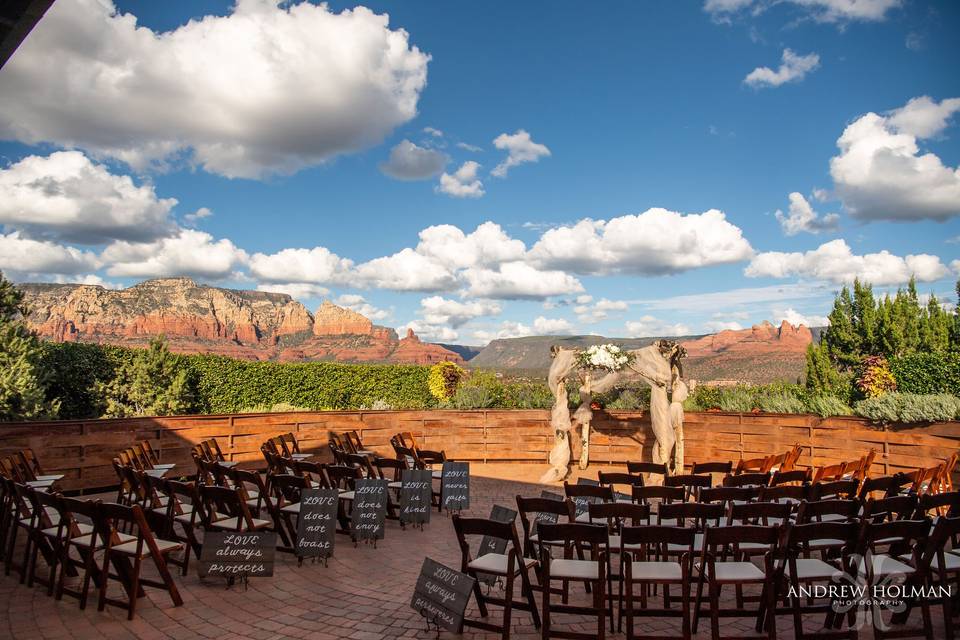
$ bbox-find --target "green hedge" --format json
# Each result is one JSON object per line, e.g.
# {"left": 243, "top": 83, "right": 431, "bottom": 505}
{"left": 185, "top": 355, "right": 436, "bottom": 413}
{"left": 39, "top": 342, "right": 133, "bottom": 419}
{"left": 890, "top": 352, "right": 960, "bottom": 394}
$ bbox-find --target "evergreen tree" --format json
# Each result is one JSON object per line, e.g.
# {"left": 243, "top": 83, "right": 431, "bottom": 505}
{"left": 823, "top": 286, "right": 859, "bottom": 369}
{"left": 952, "top": 278, "right": 960, "bottom": 352}
{"left": 851, "top": 279, "right": 877, "bottom": 355}
{"left": 98, "top": 336, "right": 196, "bottom": 418}
{"left": 0, "top": 271, "right": 59, "bottom": 421}
{"left": 876, "top": 294, "right": 903, "bottom": 357}
{"left": 804, "top": 343, "right": 842, "bottom": 395}
{"left": 897, "top": 278, "right": 922, "bottom": 353}
{"left": 919, "top": 293, "right": 951, "bottom": 353}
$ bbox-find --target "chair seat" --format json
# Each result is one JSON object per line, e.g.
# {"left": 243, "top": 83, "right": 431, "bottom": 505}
{"left": 432, "top": 471, "right": 443, "bottom": 479}
{"left": 807, "top": 538, "right": 845, "bottom": 550}
{"left": 818, "top": 513, "right": 848, "bottom": 522}
{"left": 858, "top": 554, "right": 915, "bottom": 578}
{"left": 697, "top": 561, "right": 765, "bottom": 582}
{"left": 42, "top": 522, "right": 94, "bottom": 538}
{"left": 738, "top": 542, "right": 770, "bottom": 552}
{"left": 70, "top": 531, "right": 135, "bottom": 548}
{"left": 112, "top": 537, "right": 184, "bottom": 557}
{"left": 291, "top": 453, "right": 312, "bottom": 460}
{"left": 338, "top": 491, "right": 355, "bottom": 501}
{"left": 152, "top": 464, "right": 176, "bottom": 471}
{"left": 529, "top": 533, "right": 562, "bottom": 545}
{"left": 575, "top": 512, "right": 603, "bottom": 524}
{"left": 607, "top": 534, "right": 643, "bottom": 551}
{"left": 209, "top": 516, "right": 272, "bottom": 531}
{"left": 144, "top": 469, "right": 167, "bottom": 478}
{"left": 388, "top": 481, "right": 403, "bottom": 489}
{"left": 219, "top": 461, "right": 238, "bottom": 468}
{"left": 549, "top": 558, "right": 599, "bottom": 580}
{"left": 468, "top": 553, "right": 537, "bottom": 575}
{"left": 280, "top": 502, "right": 302, "bottom": 514}
{"left": 787, "top": 558, "right": 843, "bottom": 581}
{"left": 26, "top": 480, "right": 55, "bottom": 489}
{"left": 629, "top": 561, "right": 682, "bottom": 581}
{"left": 901, "top": 553, "right": 960, "bottom": 572}
{"left": 35, "top": 474, "right": 64, "bottom": 482}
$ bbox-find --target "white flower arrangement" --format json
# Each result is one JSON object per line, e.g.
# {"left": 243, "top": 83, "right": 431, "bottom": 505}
{"left": 576, "top": 343, "right": 633, "bottom": 372}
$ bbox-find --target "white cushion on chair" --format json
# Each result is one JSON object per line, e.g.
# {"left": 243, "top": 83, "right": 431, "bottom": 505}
{"left": 280, "top": 502, "right": 302, "bottom": 514}
{"left": 787, "top": 558, "right": 842, "bottom": 581}
{"left": 901, "top": 552, "right": 960, "bottom": 572}
{"left": 697, "top": 561, "right": 765, "bottom": 582}
{"left": 36, "top": 474, "right": 64, "bottom": 482}
{"left": 112, "top": 538, "right": 184, "bottom": 557}
{"left": 629, "top": 561, "right": 682, "bottom": 581}
{"left": 42, "top": 522, "right": 93, "bottom": 537}
{"left": 807, "top": 538, "right": 845, "bottom": 550}
{"left": 858, "top": 554, "right": 915, "bottom": 578}
{"left": 291, "top": 453, "right": 311, "bottom": 460}
{"left": 338, "top": 490, "right": 355, "bottom": 501}
{"left": 607, "top": 534, "right": 642, "bottom": 551}
{"left": 468, "top": 553, "right": 537, "bottom": 575}
{"left": 549, "top": 558, "right": 599, "bottom": 580}
{"left": 210, "top": 516, "right": 272, "bottom": 531}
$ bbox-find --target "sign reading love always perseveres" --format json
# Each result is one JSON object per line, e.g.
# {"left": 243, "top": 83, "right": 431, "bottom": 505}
{"left": 410, "top": 557, "right": 476, "bottom": 633}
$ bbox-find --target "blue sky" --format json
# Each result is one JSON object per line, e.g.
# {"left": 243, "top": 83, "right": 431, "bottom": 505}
{"left": 0, "top": 0, "right": 958, "bottom": 344}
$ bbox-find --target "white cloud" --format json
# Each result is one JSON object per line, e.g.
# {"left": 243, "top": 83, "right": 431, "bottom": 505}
{"left": 744, "top": 49, "right": 820, "bottom": 88}
{"left": 774, "top": 307, "right": 828, "bottom": 327}
{"left": 635, "top": 283, "right": 831, "bottom": 313}
{"left": 471, "top": 321, "right": 532, "bottom": 342}
{"left": 830, "top": 96, "right": 960, "bottom": 222}
{"left": 704, "top": 320, "right": 745, "bottom": 332}
{"left": 379, "top": 140, "right": 448, "bottom": 180}
{"left": 812, "top": 188, "right": 831, "bottom": 202}
{"left": 249, "top": 246, "right": 353, "bottom": 284}
{"left": 533, "top": 316, "right": 574, "bottom": 335}
{"left": 0, "top": 151, "right": 177, "bottom": 243}
{"left": 437, "top": 161, "right": 484, "bottom": 198}
{"left": 0, "top": 1, "right": 429, "bottom": 179}
{"left": 596, "top": 298, "right": 629, "bottom": 311}
{"left": 746, "top": 239, "right": 950, "bottom": 285}
{"left": 624, "top": 317, "right": 691, "bottom": 338}
{"left": 456, "top": 142, "right": 482, "bottom": 152}
{"left": 576, "top": 298, "right": 630, "bottom": 323}
{"left": 354, "top": 248, "right": 458, "bottom": 292}
{"left": 416, "top": 222, "right": 526, "bottom": 270}
{"left": 0, "top": 232, "right": 100, "bottom": 276}
{"left": 423, "top": 127, "right": 443, "bottom": 137}
{"left": 398, "top": 320, "right": 458, "bottom": 343}
{"left": 775, "top": 192, "right": 839, "bottom": 235}
{"left": 183, "top": 207, "right": 213, "bottom": 226}
{"left": 529, "top": 209, "right": 753, "bottom": 275}
{"left": 256, "top": 282, "right": 329, "bottom": 299}
{"left": 418, "top": 296, "right": 501, "bottom": 328}
{"left": 102, "top": 229, "right": 248, "bottom": 279}
{"left": 491, "top": 130, "right": 551, "bottom": 177}
{"left": 334, "top": 294, "right": 390, "bottom": 321}
{"left": 953, "top": 259, "right": 960, "bottom": 275}
{"left": 705, "top": 0, "right": 901, "bottom": 23}
{"left": 575, "top": 295, "right": 594, "bottom": 304}
{"left": 461, "top": 262, "right": 584, "bottom": 299}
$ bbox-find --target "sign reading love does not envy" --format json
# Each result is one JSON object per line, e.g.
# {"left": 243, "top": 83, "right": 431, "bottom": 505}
{"left": 476, "top": 505, "right": 518, "bottom": 585}
{"left": 441, "top": 461, "right": 470, "bottom": 511}
{"left": 198, "top": 531, "right": 276, "bottom": 578}
{"left": 351, "top": 478, "right": 388, "bottom": 541}
{"left": 399, "top": 469, "right": 433, "bottom": 525}
{"left": 296, "top": 488, "right": 338, "bottom": 559}
{"left": 410, "top": 557, "right": 476, "bottom": 633}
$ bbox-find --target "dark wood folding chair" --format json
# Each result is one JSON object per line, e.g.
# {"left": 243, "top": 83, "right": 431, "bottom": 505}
{"left": 658, "top": 502, "right": 725, "bottom": 577}
{"left": 290, "top": 459, "right": 331, "bottom": 488}
{"left": 537, "top": 522, "right": 610, "bottom": 640}
{"left": 632, "top": 485, "right": 685, "bottom": 524}
{"left": 858, "top": 476, "right": 897, "bottom": 501}
{"left": 812, "top": 461, "right": 856, "bottom": 484}
{"left": 95, "top": 502, "right": 184, "bottom": 620}
{"left": 597, "top": 471, "right": 645, "bottom": 499}
{"left": 516, "top": 495, "right": 578, "bottom": 598}
{"left": 775, "top": 520, "right": 859, "bottom": 640}
{"left": 723, "top": 472, "right": 772, "bottom": 488}
{"left": 5, "top": 482, "right": 54, "bottom": 583}
{"left": 664, "top": 474, "right": 712, "bottom": 502}
{"left": 853, "top": 518, "right": 933, "bottom": 640}
{"left": 770, "top": 469, "right": 809, "bottom": 486}
{"left": 564, "top": 481, "right": 614, "bottom": 523}
{"left": 26, "top": 488, "right": 68, "bottom": 594}
{"left": 691, "top": 461, "right": 734, "bottom": 475}
{"left": 911, "top": 515, "right": 960, "bottom": 640}
{"left": 915, "top": 491, "right": 960, "bottom": 522}
{"left": 199, "top": 485, "right": 273, "bottom": 533}
{"left": 692, "top": 524, "right": 780, "bottom": 639}
{"left": 55, "top": 496, "right": 107, "bottom": 608}
{"left": 588, "top": 501, "right": 651, "bottom": 633}
{"left": 793, "top": 499, "right": 861, "bottom": 560}
{"left": 163, "top": 480, "right": 205, "bottom": 572}
{"left": 17, "top": 450, "right": 63, "bottom": 483}
{"left": 809, "top": 479, "right": 860, "bottom": 501}
{"left": 759, "top": 484, "right": 808, "bottom": 506}
{"left": 627, "top": 461, "right": 668, "bottom": 484}
{"left": 621, "top": 524, "right": 696, "bottom": 640}
{"left": 452, "top": 514, "right": 541, "bottom": 638}
{"left": 268, "top": 472, "right": 311, "bottom": 548}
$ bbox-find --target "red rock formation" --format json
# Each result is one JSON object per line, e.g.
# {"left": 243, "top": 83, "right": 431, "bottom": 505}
{"left": 21, "top": 278, "right": 463, "bottom": 365}
{"left": 682, "top": 320, "right": 812, "bottom": 357}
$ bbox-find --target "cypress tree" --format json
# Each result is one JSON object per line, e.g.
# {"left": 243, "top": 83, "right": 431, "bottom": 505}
{"left": 919, "top": 293, "right": 951, "bottom": 353}
{"left": 98, "top": 336, "right": 196, "bottom": 418}
{"left": 952, "top": 278, "right": 960, "bottom": 352}
{"left": 824, "top": 285, "right": 859, "bottom": 369}
{"left": 851, "top": 279, "right": 877, "bottom": 355}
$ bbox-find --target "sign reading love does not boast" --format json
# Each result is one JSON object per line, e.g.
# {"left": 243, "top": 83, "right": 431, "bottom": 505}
{"left": 351, "top": 478, "right": 388, "bottom": 541}
{"left": 198, "top": 531, "right": 277, "bottom": 578}
{"left": 296, "top": 488, "right": 338, "bottom": 559}
{"left": 410, "top": 557, "right": 476, "bottom": 633}
{"left": 399, "top": 469, "right": 433, "bottom": 526}
{"left": 441, "top": 461, "right": 470, "bottom": 511}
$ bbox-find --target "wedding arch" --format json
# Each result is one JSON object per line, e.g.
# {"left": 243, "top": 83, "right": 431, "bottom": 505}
{"left": 540, "top": 340, "right": 689, "bottom": 483}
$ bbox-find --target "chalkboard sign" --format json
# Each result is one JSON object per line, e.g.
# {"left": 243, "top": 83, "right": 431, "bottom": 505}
{"left": 441, "top": 461, "right": 470, "bottom": 511}
{"left": 296, "top": 488, "right": 338, "bottom": 559}
{"left": 410, "top": 557, "right": 476, "bottom": 633}
{"left": 475, "top": 505, "right": 518, "bottom": 585}
{"left": 573, "top": 477, "right": 602, "bottom": 518}
{"left": 533, "top": 490, "right": 563, "bottom": 535}
{"left": 352, "top": 478, "right": 388, "bottom": 542}
{"left": 198, "top": 531, "right": 276, "bottom": 578}
{"left": 399, "top": 469, "right": 433, "bottom": 526}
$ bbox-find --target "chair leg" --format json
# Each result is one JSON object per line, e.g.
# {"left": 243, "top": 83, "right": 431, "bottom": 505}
{"left": 709, "top": 578, "right": 722, "bottom": 640}
{"left": 127, "top": 555, "right": 142, "bottom": 620}
{"left": 541, "top": 575, "right": 551, "bottom": 640}
{"left": 595, "top": 578, "right": 606, "bottom": 640}
{"left": 625, "top": 577, "right": 634, "bottom": 640}
{"left": 502, "top": 571, "right": 515, "bottom": 640}
{"left": 692, "top": 567, "right": 706, "bottom": 633}
{"left": 522, "top": 571, "right": 541, "bottom": 629}
{"left": 154, "top": 551, "right": 183, "bottom": 608}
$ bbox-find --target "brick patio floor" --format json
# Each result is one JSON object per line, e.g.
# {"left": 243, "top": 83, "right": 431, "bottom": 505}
{"left": 0, "top": 465, "right": 947, "bottom": 639}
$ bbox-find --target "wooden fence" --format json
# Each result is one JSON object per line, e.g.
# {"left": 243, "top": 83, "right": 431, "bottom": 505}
{"left": 1, "top": 410, "right": 958, "bottom": 491}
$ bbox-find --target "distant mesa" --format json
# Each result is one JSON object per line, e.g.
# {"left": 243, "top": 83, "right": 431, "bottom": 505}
{"left": 21, "top": 278, "right": 462, "bottom": 365}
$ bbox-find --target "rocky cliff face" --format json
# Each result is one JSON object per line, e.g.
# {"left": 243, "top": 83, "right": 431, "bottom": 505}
{"left": 21, "top": 278, "right": 462, "bottom": 365}
{"left": 682, "top": 320, "right": 812, "bottom": 357}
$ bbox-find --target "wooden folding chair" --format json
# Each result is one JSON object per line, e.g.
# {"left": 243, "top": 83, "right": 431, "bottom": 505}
{"left": 911, "top": 515, "right": 960, "bottom": 640}
{"left": 664, "top": 474, "right": 712, "bottom": 502}
{"left": 758, "top": 484, "right": 808, "bottom": 506}
{"left": 537, "top": 522, "right": 610, "bottom": 640}
{"left": 55, "top": 496, "right": 107, "bottom": 608}
{"left": 723, "top": 472, "right": 772, "bottom": 488}
{"left": 691, "top": 461, "right": 734, "bottom": 475}
{"left": 809, "top": 479, "right": 860, "bottom": 501}
{"left": 199, "top": 485, "right": 273, "bottom": 533}
{"left": 735, "top": 455, "right": 774, "bottom": 475}
{"left": 588, "top": 501, "right": 651, "bottom": 633}
{"left": 627, "top": 461, "right": 668, "bottom": 484}
{"left": 597, "top": 471, "right": 645, "bottom": 499}
{"left": 770, "top": 469, "right": 809, "bottom": 486}
{"left": 453, "top": 515, "right": 541, "bottom": 638}
{"left": 95, "top": 502, "right": 184, "bottom": 620}
{"left": 564, "top": 481, "right": 614, "bottom": 523}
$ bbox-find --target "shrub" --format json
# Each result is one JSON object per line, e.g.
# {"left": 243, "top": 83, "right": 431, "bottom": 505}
{"left": 854, "top": 392, "right": 960, "bottom": 423}
{"left": 502, "top": 381, "right": 553, "bottom": 409}
{"left": 890, "top": 352, "right": 960, "bottom": 394}
{"left": 603, "top": 388, "right": 651, "bottom": 411}
{"left": 427, "top": 361, "right": 465, "bottom": 401}
{"left": 804, "top": 394, "right": 853, "bottom": 418}
{"left": 97, "top": 337, "right": 197, "bottom": 417}
{"left": 239, "top": 402, "right": 315, "bottom": 413}
{"left": 855, "top": 355, "right": 897, "bottom": 398}
{"left": 755, "top": 391, "right": 806, "bottom": 414}
{"left": 853, "top": 394, "right": 901, "bottom": 422}
{"left": 444, "top": 370, "right": 504, "bottom": 409}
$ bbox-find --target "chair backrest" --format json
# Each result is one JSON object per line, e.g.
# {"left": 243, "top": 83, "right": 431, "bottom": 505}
{"left": 911, "top": 464, "right": 945, "bottom": 495}
{"left": 863, "top": 494, "right": 918, "bottom": 523}
{"left": 917, "top": 515, "right": 960, "bottom": 576}
{"left": 858, "top": 476, "right": 897, "bottom": 500}
{"left": 563, "top": 481, "right": 614, "bottom": 503}
{"left": 597, "top": 471, "right": 644, "bottom": 491}
{"left": 290, "top": 460, "right": 331, "bottom": 488}
{"left": 770, "top": 469, "right": 808, "bottom": 486}
{"left": 723, "top": 472, "right": 771, "bottom": 488}
{"left": 269, "top": 473, "right": 311, "bottom": 508}
{"left": 200, "top": 485, "right": 256, "bottom": 531}
{"left": 535, "top": 522, "right": 608, "bottom": 561}
{"left": 916, "top": 491, "right": 960, "bottom": 518}
{"left": 345, "top": 431, "right": 364, "bottom": 453}
{"left": 325, "top": 464, "right": 361, "bottom": 490}
{"left": 699, "top": 486, "right": 758, "bottom": 506}
{"left": 260, "top": 445, "right": 284, "bottom": 475}
{"left": 658, "top": 501, "right": 724, "bottom": 528}
{"left": 632, "top": 484, "right": 685, "bottom": 506}
{"left": 230, "top": 467, "right": 270, "bottom": 509}
{"left": 620, "top": 524, "right": 696, "bottom": 559}
{"left": 781, "top": 444, "right": 804, "bottom": 472}
{"left": 281, "top": 432, "right": 301, "bottom": 454}
{"left": 98, "top": 502, "right": 165, "bottom": 559}
{"left": 853, "top": 449, "right": 878, "bottom": 481}
{"left": 782, "top": 520, "right": 859, "bottom": 556}
{"left": 60, "top": 495, "right": 101, "bottom": 538}
{"left": 663, "top": 473, "right": 711, "bottom": 500}
{"left": 417, "top": 449, "right": 447, "bottom": 466}
{"left": 758, "top": 484, "right": 807, "bottom": 504}
{"left": 856, "top": 518, "right": 931, "bottom": 565}
{"left": 810, "top": 479, "right": 860, "bottom": 500}
{"left": 626, "top": 461, "right": 667, "bottom": 477}
{"left": 734, "top": 455, "right": 774, "bottom": 475}
{"left": 370, "top": 456, "right": 406, "bottom": 481}
{"left": 938, "top": 452, "right": 959, "bottom": 492}
{"left": 20, "top": 448, "right": 45, "bottom": 476}
{"left": 515, "top": 495, "right": 575, "bottom": 542}
{"left": 140, "top": 440, "right": 161, "bottom": 465}
{"left": 208, "top": 438, "right": 228, "bottom": 461}
{"left": 393, "top": 444, "right": 422, "bottom": 469}
{"left": 587, "top": 502, "right": 650, "bottom": 533}
{"left": 343, "top": 453, "right": 375, "bottom": 476}
{"left": 812, "top": 461, "right": 853, "bottom": 483}
{"left": 14, "top": 451, "right": 40, "bottom": 480}
{"left": 399, "top": 431, "right": 419, "bottom": 449}
{"left": 167, "top": 480, "right": 204, "bottom": 526}
{"left": 728, "top": 500, "right": 793, "bottom": 526}
{"left": 452, "top": 515, "right": 525, "bottom": 567}
{"left": 691, "top": 460, "right": 733, "bottom": 475}
{"left": 703, "top": 524, "right": 779, "bottom": 551}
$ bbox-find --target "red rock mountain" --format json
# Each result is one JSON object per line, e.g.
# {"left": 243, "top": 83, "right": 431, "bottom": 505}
{"left": 681, "top": 320, "right": 813, "bottom": 383}
{"left": 21, "top": 278, "right": 462, "bottom": 365}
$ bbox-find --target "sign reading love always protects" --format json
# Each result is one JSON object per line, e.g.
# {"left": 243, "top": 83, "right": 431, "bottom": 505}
{"left": 198, "top": 531, "right": 277, "bottom": 578}
{"left": 410, "top": 557, "right": 476, "bottom": 633}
